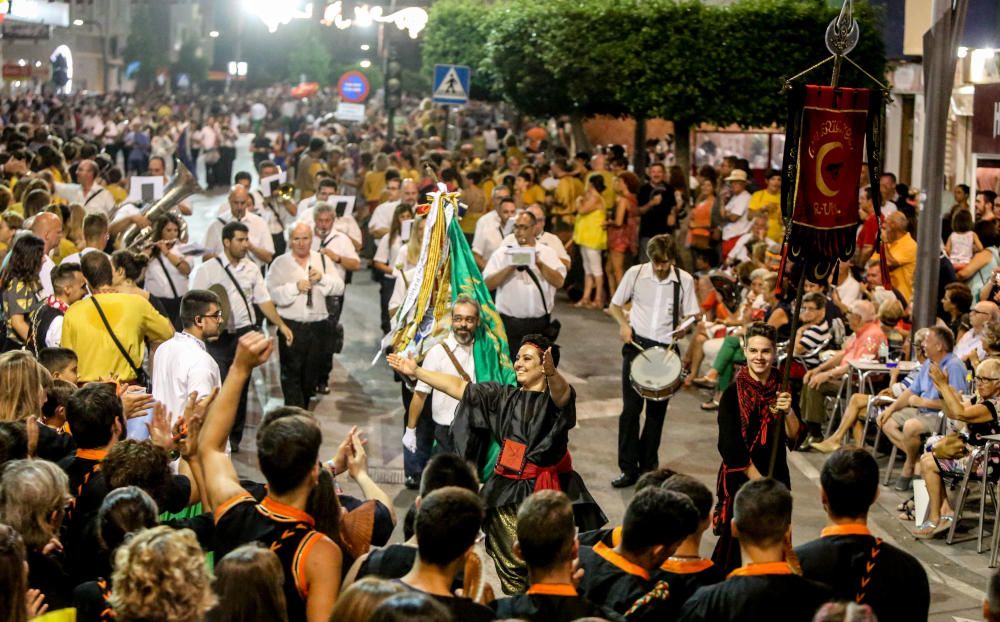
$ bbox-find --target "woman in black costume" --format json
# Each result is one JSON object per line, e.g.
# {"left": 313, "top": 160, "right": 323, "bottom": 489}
{"left": 388, "top": 333, "right": 606, "bottom": 594}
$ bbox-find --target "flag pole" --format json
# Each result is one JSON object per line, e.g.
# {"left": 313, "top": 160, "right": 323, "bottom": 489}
{"left": 768, "top": 0, "right": 856, "bottom": 478}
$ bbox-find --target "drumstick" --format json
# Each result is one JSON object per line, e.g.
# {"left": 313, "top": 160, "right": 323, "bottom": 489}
{"left": 629, "top": 341, "right": 654, "bottom": 363}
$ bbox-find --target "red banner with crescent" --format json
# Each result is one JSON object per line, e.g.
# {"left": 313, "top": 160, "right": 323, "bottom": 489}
{"left": 792, "top": 87, "right": 868, "bottom": 233}
{"left": 778, "top": 85, "right": 879, "bottom": 285}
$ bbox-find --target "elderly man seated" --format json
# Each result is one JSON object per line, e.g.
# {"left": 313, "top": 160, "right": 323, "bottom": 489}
{"left": 798, "top": 300, "right": 887, "bottom": 448}
{"left": 812, "top": 328, "right": 929, "bottom": 453}
{"left": 877, "top": 326, "right": 969, "bottom": 491}
{"left": 911, "top": 358, "right": 1000, "bottom": 538}
{"left": 956, "top": 300, "right": 1000, "bottom": 366}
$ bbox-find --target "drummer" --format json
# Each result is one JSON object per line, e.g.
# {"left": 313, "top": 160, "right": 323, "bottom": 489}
{"left": 609, "top": 234, "right": 700, "bottom": 488}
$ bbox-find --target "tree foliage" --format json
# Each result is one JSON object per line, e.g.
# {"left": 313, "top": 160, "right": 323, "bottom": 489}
{"left": 124, "top": 3, "right": 171, "bottom": 90}
{"left": 421, "top": 0, "right": 500, "bottom": 100}
{"left": 288, "top": 31, "right": 332, "bottom": 84}
{"left": 428, "top": 0, "right": 885, "bottom": 133}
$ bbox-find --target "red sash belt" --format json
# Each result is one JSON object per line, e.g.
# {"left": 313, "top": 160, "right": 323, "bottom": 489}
{"left": 495, "top": 451, "right": 573, "bottom": 492}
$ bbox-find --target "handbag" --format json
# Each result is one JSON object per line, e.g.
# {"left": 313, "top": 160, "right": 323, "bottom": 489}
{"left": 932, "top": 433, "right": 969, "bottom": 460}
{"left": 523, "top": 264, "right": 561, "bottom": 342}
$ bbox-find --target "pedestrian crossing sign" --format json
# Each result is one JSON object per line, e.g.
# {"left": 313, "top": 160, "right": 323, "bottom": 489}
{"left": 432, "top": 64, "right": 471, "bottom": 105}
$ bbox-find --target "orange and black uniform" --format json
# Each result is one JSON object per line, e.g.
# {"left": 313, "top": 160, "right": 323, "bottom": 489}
{"left": 678, "top": 562, "right": 832, "bottom": 622}
{"left": 392, "top": 579, "right": 495, "bottom": 622}
{"left": 796, "top": 524, "right": 929, "bottom": 622}
{"left": 214, "top": 494, "right": 336, "bottom": 622}
{"left": 492, "top": 583, "right": 625, "bottom": 621}
{"left": 577, "top": 542, "right": 670, "bottom": 621}
{"left": 579, "top": 525, "right": 723, "bottom": 619}
{"left": 59, "top": 448, "right": 111, "bottom": 584}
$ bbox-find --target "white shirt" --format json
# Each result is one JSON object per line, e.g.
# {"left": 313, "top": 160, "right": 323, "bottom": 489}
{"left": 369, "top": 200, "right": 401, "bottom": 235}
{"left": 60, "top": 246, "right": 102, "bottom": 267}
{"left": 836, "top": 274, "right": 862, "bottom": 306}
{"left": 415, "top": 334, "right": 476, "bottom": 425}
{"left": 311, "top": 230, "right": 359, "bottom": 282}
{"left": 483, "top": 243, "right": 566, "bottom": 319}
{"left": 728, "top": 233, "right": 779, "bottom": 265}
{"left": 190, "top": 255, "right": 271, "bottom": 330}
{"left": 45, "top": 315, "right": 63, "bottom": 349}
{"left": 250, "top": 102, "right": 268, "bottom": 121}
{"left": 81, "top": 184, "right": 117, "bottom": 217}
{"left": 955, "top": 328, "right": 986, "bottom": 361}
{"left": 203, "top": 211, "right": 275, "bottom": 268}
{"left": 389, "top": 266, "right": 418, "bottom": 314}
{"left": 39, "top": 255, "right": 55, "bottom": 298}
{"left": 612, "top": 263, "right": 699, "bottom": 344}
{"left": 250, "top": 189, "right": 294, "bottom": 235}
{"left": 152, "top": 331, "right": 221, "bottom": 428}
{"left": 266, "top": 251, "right": 344, "bottom": 323}
{"left": 721, "top": 190, "right": 752, "bottom": 241}
{"left": 145, "top": 248, "right": 190, "bottom": 299}
{"left": 472, "top": 211, "right": 509, "bottom": 263}
{"left": 295, "top": 208, "right": 363, "bottom": 248}
{"left": 374, "top": 235, "right": 405, "bottom": 268}
{"left": 501, "top": 231, "right": 570, "bottom": 266}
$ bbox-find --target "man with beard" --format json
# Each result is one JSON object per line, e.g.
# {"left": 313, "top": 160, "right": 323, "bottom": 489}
{"left": 402, "top": 297, "right": 480, "bottom": 478}
{"left": 151, "top": 289, "right": 225, "bottom": 429}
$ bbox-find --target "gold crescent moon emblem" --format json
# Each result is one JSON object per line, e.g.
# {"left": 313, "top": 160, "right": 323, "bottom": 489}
{"left": 815, "top": 141, "right": 844, "bottom": 198}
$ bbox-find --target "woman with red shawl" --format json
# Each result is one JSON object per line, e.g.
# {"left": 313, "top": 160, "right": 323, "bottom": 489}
{"left": 711, "top": 322, "right": 801, "bottom": 574}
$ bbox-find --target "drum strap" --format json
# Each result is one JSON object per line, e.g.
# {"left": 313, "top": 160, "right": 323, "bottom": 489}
{"left": 671, "top": 267, "right": 680, "bottom": 340}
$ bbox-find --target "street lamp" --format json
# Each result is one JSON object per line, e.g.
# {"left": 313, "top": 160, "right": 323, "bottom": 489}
{"left": 72, "top": 18, "right": 110, "bottom": 93}
{"left": 209, "top": 30, "right": 220, "bottom": 38}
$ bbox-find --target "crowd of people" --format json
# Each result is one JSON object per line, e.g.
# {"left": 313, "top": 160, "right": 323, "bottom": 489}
{"left": 0, "top": 83, "right": 998, "bottom": 622}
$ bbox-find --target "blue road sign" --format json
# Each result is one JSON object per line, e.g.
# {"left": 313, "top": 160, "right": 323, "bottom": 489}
{"left": 338, "top": 71, "right": 370, "bottom": 103}
{"left": 432, "top": 64, "right": 471, "bottom": 105}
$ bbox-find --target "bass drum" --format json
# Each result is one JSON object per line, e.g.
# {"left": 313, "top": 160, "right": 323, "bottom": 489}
{"left": 629, "top": 346, "right": 683, "bottom": 401}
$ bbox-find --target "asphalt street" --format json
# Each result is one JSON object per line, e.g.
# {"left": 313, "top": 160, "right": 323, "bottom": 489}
{"left": 180, "top": 136, "right": 986, "bottom": 621}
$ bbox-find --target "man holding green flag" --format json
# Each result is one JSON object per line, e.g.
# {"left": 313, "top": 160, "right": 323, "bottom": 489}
{"left": 394, "top": 188, "right": 513, "bottom": 481}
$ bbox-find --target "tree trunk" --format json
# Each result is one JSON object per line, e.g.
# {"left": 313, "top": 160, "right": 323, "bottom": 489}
{"left": 633, "top": 114, "right": 647, "bottom": 174}
{"left": 569, "top": 113, "right": 591, "bottom": 155}
{"left": 674, "top": 120, "right": 693, "bottom": 177}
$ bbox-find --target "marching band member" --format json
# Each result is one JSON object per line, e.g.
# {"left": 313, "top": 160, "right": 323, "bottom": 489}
{"left": 311, "top": 202, "right": 360, "bottom": 394}
{"left": 203, "top": 185, "right": 274, "bottom": 267}
{"left": 190, "top": 221, "right": 292, "bottom": 452}
{"left": 609, "top": 234, "right": 699, "bottom": 489}
{"left": 266, "top": 222, "right": 344, "bottom": 407}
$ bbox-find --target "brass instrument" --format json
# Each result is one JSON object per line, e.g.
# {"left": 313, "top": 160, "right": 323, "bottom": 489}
{"left": 269, "top": 183, "right": 296, "bottom": 203}
{"left": 120, "top": 161, "right": 203, "bottom": 251}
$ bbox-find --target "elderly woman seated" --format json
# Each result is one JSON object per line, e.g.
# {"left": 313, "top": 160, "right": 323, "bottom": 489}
{"left": 912, "top": 358, "right": 1000, "bottom": 538}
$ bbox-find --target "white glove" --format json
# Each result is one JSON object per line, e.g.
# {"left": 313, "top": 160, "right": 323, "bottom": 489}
{"left": 402, "top": 427, "right": 417, "bottom": 453}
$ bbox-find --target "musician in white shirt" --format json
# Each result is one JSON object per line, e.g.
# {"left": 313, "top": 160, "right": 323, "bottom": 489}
{"left": 484, "top": 210, "right": 566, "bottom": 354}
{"left": 202, "top": 185, "right": 274, "bottom": 267}
{"left": 472, "top": 189, "right": 516, "bottom": 271}
{"left": 189, "top": 221, "right": 291, "bottom": 452}
{"left": 151, "top": 289, "right": 223, "bottom": 429}
{"left": 296, "top": 178, "right": 363, "bottom": 251}
{"left": 143, "top": 213, "right": 191, "bottom": 330}
{"left": 267, "top": 223, "right": 344, "bottom": 407}
{"left": 311, "top": 202, "right": 361, "bottom": 394}
{"left": 367, "top": 178, "right": 403, "bottom": 239}
{"left": 500, "top": 204, "right": 571, "bottom": 269}
{"left": 253, "top": 160, "right": 297, "bottom": 255}
{"left": 608, "top": 234, "right": 700, "bottom": 488}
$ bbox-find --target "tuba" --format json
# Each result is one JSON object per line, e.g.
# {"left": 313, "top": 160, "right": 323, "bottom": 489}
{"left": 120, "top": 160, "right": 203, "bottom": 251}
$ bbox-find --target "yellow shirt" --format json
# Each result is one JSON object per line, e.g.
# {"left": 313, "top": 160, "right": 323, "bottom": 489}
{"left": 54, "top": 238, "right": 79, "bottom": 264}
{"left": 109, "top": 183, "right": 128, "bottom": 205}
{"left": 61, "top": 292, "right": 175, "bottom": 382}
{"left": 362, "top": 171, "right": 387, "bottom": 203}
{"left": 481, "top": 179, "right": 496, "bottom": 204}
{"left": 749, "top": 189, "right": 783, "bottom": 242}
{"left": 873, "top": 233, "right": 918, "bottom": 301}
{"left": 553, "top": 176, "right": 584, "bottom": 223}
{"left": 522, "top": 184, "right": 547, "bottom": 207}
